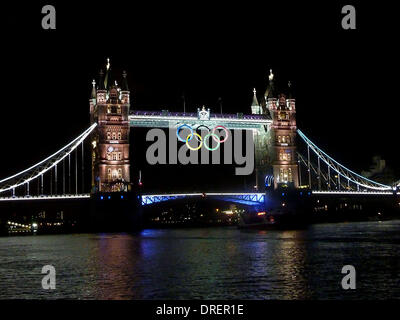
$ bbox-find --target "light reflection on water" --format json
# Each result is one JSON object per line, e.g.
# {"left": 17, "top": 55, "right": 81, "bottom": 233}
{"left": 0, "top": 220, "right": 399, "bottom": 299}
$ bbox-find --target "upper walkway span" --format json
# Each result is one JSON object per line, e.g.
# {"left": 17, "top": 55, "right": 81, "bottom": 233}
{"left": 129, "top": 110, "right": 272, "bottom": 130}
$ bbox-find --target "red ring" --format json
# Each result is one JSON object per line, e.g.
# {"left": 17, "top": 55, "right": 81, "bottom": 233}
{"left": 211, "top": 125, "right": 229, "bottom": 143}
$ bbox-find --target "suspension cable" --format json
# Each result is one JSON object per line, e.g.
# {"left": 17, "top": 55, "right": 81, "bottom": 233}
{"left": 297, "top": 129, "right": 392, "bottom": 190}
{"left": 0, "top": 123, "right": 97, "bottom": 194}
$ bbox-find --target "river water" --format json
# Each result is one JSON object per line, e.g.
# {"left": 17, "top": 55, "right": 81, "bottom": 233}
{"left": 0, "top": 220, "right": 399, "bottom": 299}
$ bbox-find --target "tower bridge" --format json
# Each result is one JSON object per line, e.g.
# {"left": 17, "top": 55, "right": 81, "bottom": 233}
{"left": 0, "top": 61, "right": 398, "bottom": 229}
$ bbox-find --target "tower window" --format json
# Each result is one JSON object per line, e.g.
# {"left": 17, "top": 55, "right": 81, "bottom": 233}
{"left": 118, "top": 169, "right": 122, "bottom": 180}
{"left": 277, "top": 135, "right": 291, "bottom": 145}
{"left": 112, "top": 132, "right": 117, "bottom": 140}
{"left": 107, "top": 132, "right": 111, "bottom": 140}
{"left": 279, "top": 168, "right": 293, "bottom": 183}
{"left": 118, "top": 132, "right": 122, "bottom": 140}
{"left": 278, "top": 111, "right": 289, "bottom": 120}
{"left": 107, "top": 168, "right": 111, "bottom": 181}
{"left": 112, "top": 170, "right": 118, "bottom": 180}
{"left": 279, "top": 150, "right": 292, "bottom": 161}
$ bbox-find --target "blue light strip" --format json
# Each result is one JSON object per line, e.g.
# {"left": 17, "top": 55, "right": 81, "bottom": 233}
{"left": 141, "top": 193, "right": 265, "bottom": 206}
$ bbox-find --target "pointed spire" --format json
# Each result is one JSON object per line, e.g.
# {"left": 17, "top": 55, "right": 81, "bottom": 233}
{"left": 251, "top": 88, "right": 259, "bottom": 106}
{"left": 265, "top": 69, "right": 275, "bottom": 99}
{"left": 121, "top": 70, "right": 129, "bottom": 91}
{"left": 251, "top": 88, "right": 261, "bottom": 114}
{"left": 268, "top": 69, "right": 274, "bottom": 81}
{"left": 287, "top": 80, "right": 292, "bottom": 99}
{"left": 98, "top": 69, "right": 105, "bottom": 90}
{"left": 104, "top": 57, "right": 113, "bottom": 89}
{"left": 91, "top": 79, "right": 96, "bottom": 98}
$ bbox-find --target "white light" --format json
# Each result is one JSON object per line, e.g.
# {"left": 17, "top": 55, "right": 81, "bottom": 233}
{"left": 0, "top": 194, "right": 90, "bottom": 201}
{"left": 297, "top": 129, "right": 392, "bottom": 191}
{"left": 312, "top": 191, "right": 393, "bottom": 195}
{"left": 0, "top": 124, "right": 97, "bottom": 194}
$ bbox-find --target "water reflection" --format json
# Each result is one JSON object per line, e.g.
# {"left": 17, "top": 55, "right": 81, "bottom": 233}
{"left": 273, "top": 230, "right": 309, "bottom": 299}
{"left": 0, "top": 220, "right": 399, "bottom": 299}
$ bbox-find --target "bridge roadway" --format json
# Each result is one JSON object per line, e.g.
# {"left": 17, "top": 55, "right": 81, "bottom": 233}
{"left": 0, "top": 192, "right": 266, "bottom": 207}
{"left": 129, "top": 111, "right": 272, "bottom": 130}
{"left": 0, "top": 190, "right": 397, "bottom": 204}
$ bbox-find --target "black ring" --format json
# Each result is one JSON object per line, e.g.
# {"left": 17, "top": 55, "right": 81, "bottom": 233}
{"left": 195, "top": 125, "right": 210, "bottom": 142}
{"left": 195, "top": 125, "right": 210, "bottom": 133}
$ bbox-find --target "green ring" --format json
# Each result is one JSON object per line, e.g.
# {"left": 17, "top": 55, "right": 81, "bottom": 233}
{"left": 204, "top": 133, "right": 220, "bottom": 151}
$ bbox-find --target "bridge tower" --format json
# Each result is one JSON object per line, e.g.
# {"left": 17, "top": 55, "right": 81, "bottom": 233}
{"left": 265, "top": 70, "right": 299, "bottom": 189}
{"left": 89, "top": 59, "right": 131, "bottom": 193}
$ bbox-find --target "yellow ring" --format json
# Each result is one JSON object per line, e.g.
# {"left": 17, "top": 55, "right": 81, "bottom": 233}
{"left": 186, "top": 133, "right": 202, "bottom": 151}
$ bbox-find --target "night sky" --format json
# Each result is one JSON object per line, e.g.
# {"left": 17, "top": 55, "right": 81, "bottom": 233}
{"left": 1, "top": 1, "right": 399, "bottom": 193}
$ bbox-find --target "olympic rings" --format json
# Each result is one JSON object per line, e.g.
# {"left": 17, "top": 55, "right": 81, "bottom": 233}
{"left": 204, "top": 133, "right": 220, "bottom": 151}
{"left": 212, "top": 125, "right": 229, "bottom": 143}
{"left": 176, "top": 124, "right": 230, "bottom": 151}
{"left": 186, "top": 133, "right": 203, "bottom": 151}
{"left": 176, "top": 124, "right": 194, "bottom": 142}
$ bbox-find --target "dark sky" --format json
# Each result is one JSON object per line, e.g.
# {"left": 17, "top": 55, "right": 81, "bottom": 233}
{"left": 1, "top": 1, "right": 399, "bottom": 193}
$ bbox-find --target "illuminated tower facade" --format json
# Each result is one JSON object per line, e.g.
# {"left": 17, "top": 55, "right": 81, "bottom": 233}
{"left": 90, "top": 60, "right": 131, "bottom": 192}
{"left": 266, "top": 70, "right": 299, "bottom": 189}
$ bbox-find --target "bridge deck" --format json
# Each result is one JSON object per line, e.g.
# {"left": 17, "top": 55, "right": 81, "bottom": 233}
{"left": 0, "top": 190, "right": 397, "bottom": 203}
{"left": 129, "top": 111, "right": 271, "bottom": 129}
{"left": 0, "top": 194, "right": 91, "bottom": 202}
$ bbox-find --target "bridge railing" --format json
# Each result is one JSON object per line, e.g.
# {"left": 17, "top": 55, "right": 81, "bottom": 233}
{"left": 129, "top": 110, "right": 270, "bottom": 121}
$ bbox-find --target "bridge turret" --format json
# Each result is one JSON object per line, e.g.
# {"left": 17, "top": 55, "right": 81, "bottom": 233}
{"left": 90, "top": 59, "right": 131, "bottom": 193}
{"left": 251, "top": 88, "right": 261, "bottom": 115}
{"left": 120, "top": 70, "right": 130, "bottom": 105}
{"left": 266, "top": 72, "right": 299, "bottom": 189}
{"left": 89, "top": 79, "right": 96, "bottom": 123}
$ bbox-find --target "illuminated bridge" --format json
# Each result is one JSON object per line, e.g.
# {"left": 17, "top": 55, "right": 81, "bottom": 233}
{"left": 0, "top": 121, "right": 397, "bottom": 205}
{"left": 0, "top": 64, "right": 398, "bottom": 209}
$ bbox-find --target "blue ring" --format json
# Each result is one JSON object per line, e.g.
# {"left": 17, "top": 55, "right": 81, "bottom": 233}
{"left": 176, "top": 124, "right": 194, "bottom": 142}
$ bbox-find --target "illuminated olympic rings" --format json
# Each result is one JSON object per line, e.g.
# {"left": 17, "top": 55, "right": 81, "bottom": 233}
{"left": 212, "top": 125, "right": 229, "bottom": 143}
{"left": 186, "top": 133, "right": 203, "bottom": 151}
{"left": 176, "top": 124, "right": 230, "bottom": 151}
{"left": 176, "top": 124, "right": 194, "bottom": 142}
